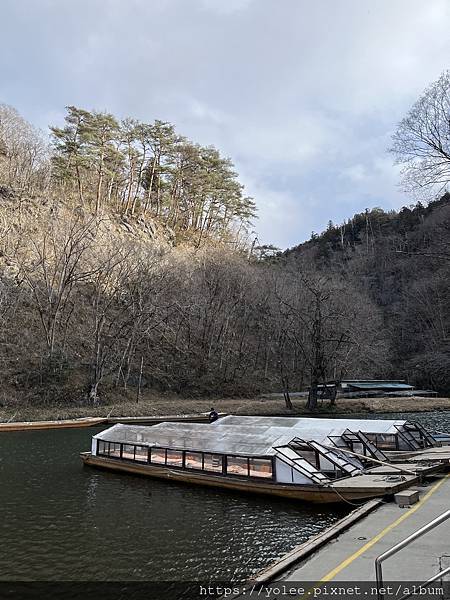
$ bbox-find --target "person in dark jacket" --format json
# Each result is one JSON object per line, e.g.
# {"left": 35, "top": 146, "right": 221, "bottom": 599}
{"left": 208, "top": 407, "right": 219, "bottom": 423}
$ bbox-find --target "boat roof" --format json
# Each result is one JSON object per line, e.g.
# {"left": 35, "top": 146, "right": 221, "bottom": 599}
{"left": 94, "top": 415, "right": 409, "bottom": 457}
{"left": 212, "top": 415, "right": 408, "bottom": 439}
{"left": 95, "top": 422, "right": 289, "bottom": 455}
{"left": 213, "top": 415, "right": 408, "bottom": 431}
{"left": 345, "top": 382, "right": 414, "bottom": 390}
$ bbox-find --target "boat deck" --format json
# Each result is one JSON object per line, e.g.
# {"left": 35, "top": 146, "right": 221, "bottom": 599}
{"left": 366, "top": 463, "right": 442, "bottom": 476}
{"left": 386, "top": 447, "right": 450, "bottom": 465}
{"left": 330, "top": 473, "right": 418, "bottom": 493}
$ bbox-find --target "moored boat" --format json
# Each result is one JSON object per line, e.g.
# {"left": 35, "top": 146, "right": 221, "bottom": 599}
{"left": 80, "top": 416, "right": 442, "bottom": 504}
{"left": 0, "top": 416, "right": 108, "bottom": 432}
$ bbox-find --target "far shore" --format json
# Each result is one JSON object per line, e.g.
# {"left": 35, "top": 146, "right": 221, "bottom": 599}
{"left": 0, "top": 393, "right": 449, "bottom": 425}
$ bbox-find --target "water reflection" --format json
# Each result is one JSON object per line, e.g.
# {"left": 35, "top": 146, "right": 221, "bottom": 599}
{"left": 3, "top": 411, "right": 446, "bottom": 582}
{"left": 0, "top": 427, "right": 346, "bottom": 582}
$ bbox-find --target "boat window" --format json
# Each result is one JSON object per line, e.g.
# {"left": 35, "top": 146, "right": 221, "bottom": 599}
{"left": 203, "top": 454, "right": 223, "bottom": 473}
{"left": 185, "top": 451, "right": 203, "bottom": 470}
{"left": 122, "top": 444, "right": 135, "bottom": 460}
{"left": 166, "top": 450, "right": 183, "bottom": 467}
{"left": 372, "top": 433, "right": 397, "bottom": 450}
{"left": 249, "top": 458, "right": 272, "bottom": 478}
{"left": 134, "top": 446, "right": 148, "bottom": 463}
{"left": 354, "top": 432, "right": 397, "bottom": 451}
{"left": 226, "top": 456, "right": 249, "bottom": 476}
{"left": 109, "top": 443, "right": 122, "bottom": 458}
{"left": 150, "top": 447, "right": 166, "bottom": 464}
{"left": 97, "top": 440, "right": 108, "bottom": 455}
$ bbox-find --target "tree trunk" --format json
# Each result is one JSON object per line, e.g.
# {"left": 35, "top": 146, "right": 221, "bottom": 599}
{"left": 283, "top": 382, "right": 293, "bottom": 411}
{"left": 307, "top": 382, "right": 318, "bottom": 411}
{"left": 75, "top": 164, "right": 84, "bottom": 204}
{"left": 136, "top": 356, "right": 144, "bottom": 403}
{"left": 89, "top": 382, "right": 99, "bottom": 406}
{"left": 330, "top": 386, "right": 337, "bottom": 406}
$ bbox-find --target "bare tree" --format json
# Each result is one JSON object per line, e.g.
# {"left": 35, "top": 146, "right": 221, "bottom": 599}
{"left": 391, "top": 71, "right": 450, "bottom": 200}
{"left": 16, "top": 210, "right": 99, "bottom": 358}
{"left": 274, "top": 262, "right": 389, "bottom": 411}
{"left": 0, "top": 104, "right": 49, "bottom": 197}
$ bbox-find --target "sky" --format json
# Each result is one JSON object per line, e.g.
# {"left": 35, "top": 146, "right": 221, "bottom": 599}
{"left": 1, "top": 0, "right": 450, "bottom": 249}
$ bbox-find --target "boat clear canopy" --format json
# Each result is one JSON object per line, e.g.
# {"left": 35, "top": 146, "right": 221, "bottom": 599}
{"left": 94, "top": 415, "right": 410, "bottom": 457}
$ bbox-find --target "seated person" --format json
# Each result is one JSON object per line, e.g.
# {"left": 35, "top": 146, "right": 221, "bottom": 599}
{"left": 208, "top": 407, "right": 219, "bottom": 423}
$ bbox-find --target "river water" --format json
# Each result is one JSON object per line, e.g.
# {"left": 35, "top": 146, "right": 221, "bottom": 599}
{"left": 0, "top": 427, "right": 346, "bottom": 583}
{"left": 0, "top": 411, "right": 447, "bottom": 583}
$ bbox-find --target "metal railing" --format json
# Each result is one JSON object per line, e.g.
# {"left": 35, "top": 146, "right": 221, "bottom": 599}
{"left": 375, "top": 509, "right": 450, "bottom": 600}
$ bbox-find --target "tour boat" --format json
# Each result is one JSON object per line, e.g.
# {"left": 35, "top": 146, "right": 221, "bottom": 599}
{"left": 80, "top": 415, "right": 442, "bottom": 504}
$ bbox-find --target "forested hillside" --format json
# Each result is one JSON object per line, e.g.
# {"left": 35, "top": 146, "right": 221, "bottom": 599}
{"left": 284, "top": 194, "right": 450, "bottom": 396}
{"left": 0, "top": 71, "right": 449, "bottom": 413}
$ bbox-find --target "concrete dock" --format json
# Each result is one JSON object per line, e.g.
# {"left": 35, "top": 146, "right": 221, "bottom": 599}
{"left": 275, "top": 473, "right": 450, "bottom": 585}
{"left": 224, "top": 475, "right": 450, "bottom": 599}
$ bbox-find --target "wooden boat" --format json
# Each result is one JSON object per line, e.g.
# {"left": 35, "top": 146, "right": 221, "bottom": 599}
{"left": 80, "top": 416, "right": 442, "bottom": 504}
{"left": 106, "top": 413, "right": 226, "bottom": 425}
{"left": 80, "top": 451, "right": 419, "bottom": 503}
{"left": 0, "top": 416, "right": 107, "bottom": 432}
{"left": 0, "top": 412, "right": 227, "bottom": 433}
{"left": 385, "top": 446, "right": 450, "bottom": 467}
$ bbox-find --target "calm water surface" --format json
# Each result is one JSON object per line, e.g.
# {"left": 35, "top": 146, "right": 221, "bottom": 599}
{"left": 1, "top": 411, "right": 448, "bottom": 582}
{"left": 351, "top": 410, "right": 450, "bottom": 431}
{"left": 0, "top": 427, "right": 346, "bottom": 582}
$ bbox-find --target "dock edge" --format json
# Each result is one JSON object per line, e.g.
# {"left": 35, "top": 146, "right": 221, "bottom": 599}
{"left": 249, "top": 499, "right": 382, "bottom": 583}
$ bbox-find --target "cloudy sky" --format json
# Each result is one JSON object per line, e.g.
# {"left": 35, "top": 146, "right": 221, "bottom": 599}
{"left": 1, "top": 0, "right": 450, "bottom": 248}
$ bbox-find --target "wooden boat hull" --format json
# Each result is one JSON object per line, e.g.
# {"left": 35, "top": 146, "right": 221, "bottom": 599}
{"left": 0, "top": 413, "right": 226, "bottom": 432}
{"left": 106, "top": 413, "right": 226, "bottom": 425}
{"left": 0, "top": 417, "right": 108, "bottom": 432}
{"left": 80, "top": 453, "right": 418, "bottom": 504}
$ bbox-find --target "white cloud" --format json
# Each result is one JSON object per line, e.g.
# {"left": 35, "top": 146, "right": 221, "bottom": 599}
{"left": 200, "top": 0, "right": 253, "bottom": 15}
{"left": 1, "top": 0, "right": 450, "bottom": 247}
{"left": 188, "top": 99, "right": 229, "bottom": 125}
{"left": 341, "top": 165, "right": 368, "bottom": 184}
{"left": 238, "top": 171, "right": 315, "bottom": 248}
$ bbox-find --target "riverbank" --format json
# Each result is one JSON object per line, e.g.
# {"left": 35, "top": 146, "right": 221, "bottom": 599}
{"left": 0, "top": 392, "right": 449, "bottom": 424}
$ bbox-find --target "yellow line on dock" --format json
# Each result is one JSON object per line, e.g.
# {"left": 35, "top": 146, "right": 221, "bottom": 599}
{"left": 318, "top": 474, "right": 449, "bottom": 583}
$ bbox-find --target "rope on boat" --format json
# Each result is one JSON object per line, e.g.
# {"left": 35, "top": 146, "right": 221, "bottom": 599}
{"left": 331, "top": 474, "right": 406, "bottom": 506}
{"left": 330, "top": 487, "right": 366, "bottom": 507}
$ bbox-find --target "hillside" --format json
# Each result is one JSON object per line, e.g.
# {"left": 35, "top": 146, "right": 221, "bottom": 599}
{"left": 287, "top": 193, "right": 450, "bottom": 261}
{"left": 283, "top": 194, "right": 450, "bottom": 394}
{"left": 0, "top": 101, "right": 449, "bottom": 418}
